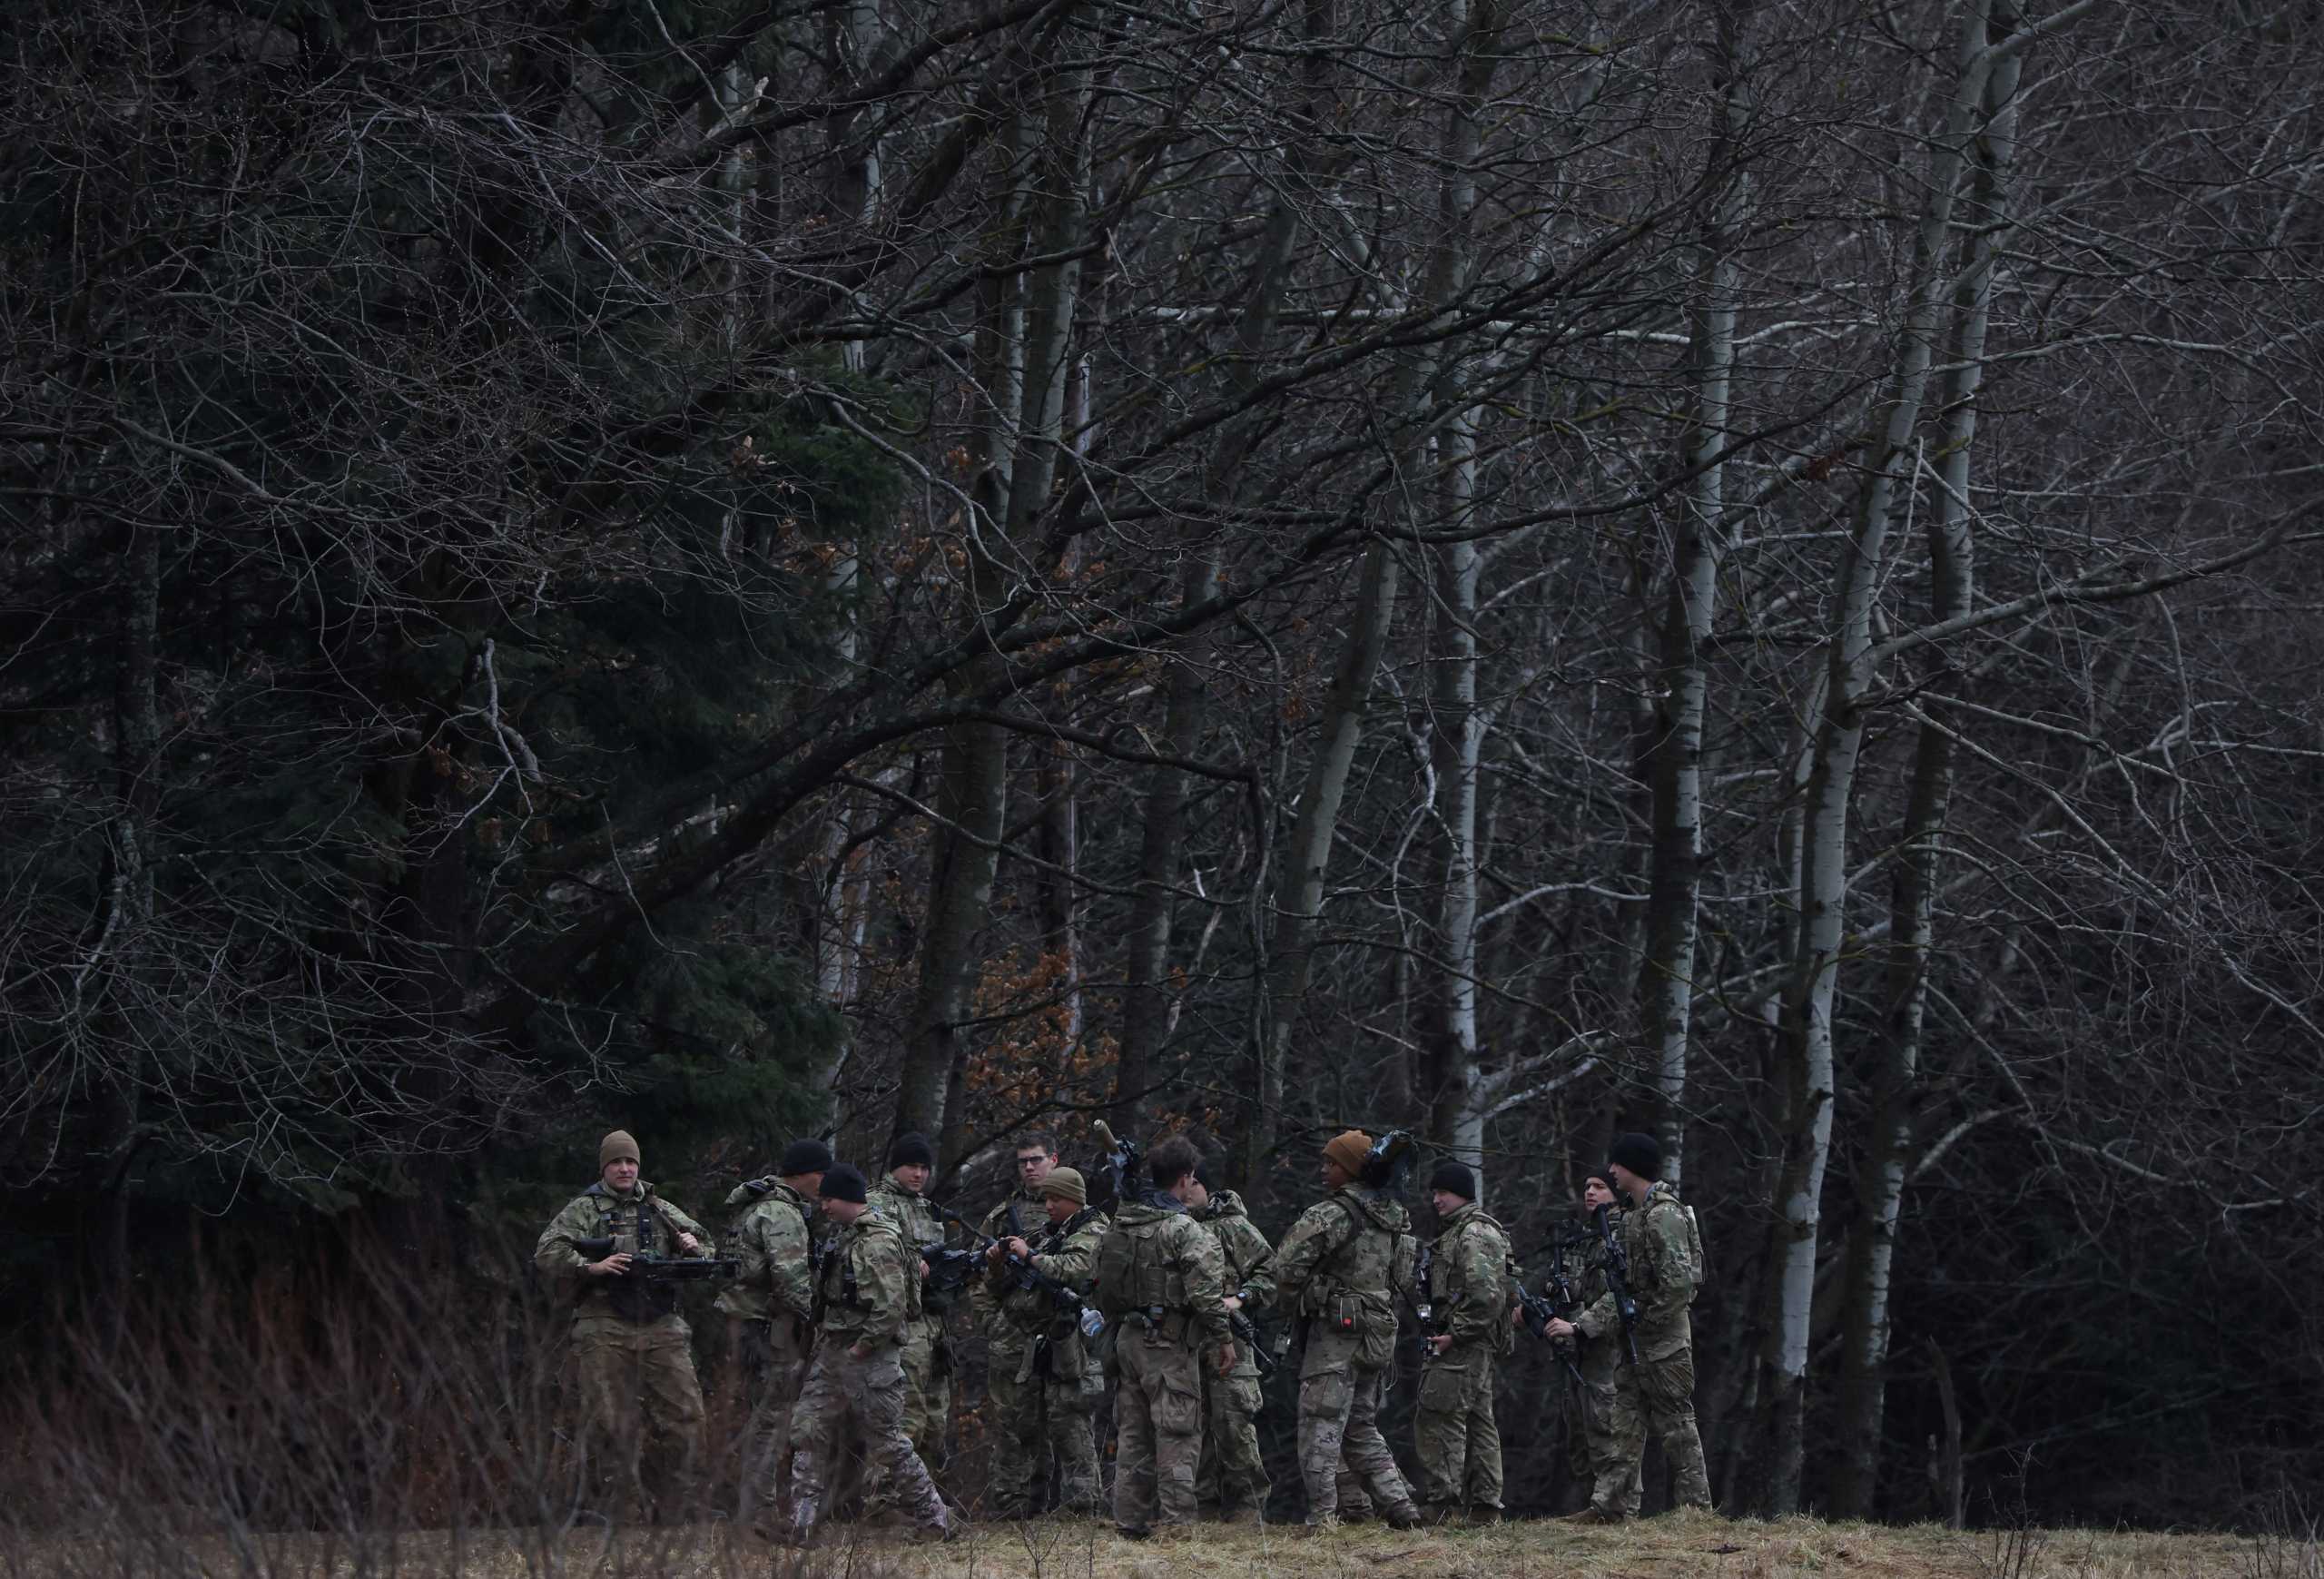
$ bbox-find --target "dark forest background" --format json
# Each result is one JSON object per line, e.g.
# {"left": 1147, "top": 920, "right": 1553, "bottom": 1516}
{"left": 3, "top": 0, "right": 2319, "bottom": 1534}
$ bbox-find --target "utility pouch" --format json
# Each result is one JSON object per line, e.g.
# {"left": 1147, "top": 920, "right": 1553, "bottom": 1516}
{"left": 1328, "top": 1295, "right": 1362, "bottom": 1337}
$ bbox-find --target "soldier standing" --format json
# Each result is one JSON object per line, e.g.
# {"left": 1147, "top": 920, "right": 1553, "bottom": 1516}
{"left": 983, "top": 1165, "right": 1109, "bottom": 1515}
{"left": 1271, "top": 1130, "right": 1424, "bottom": 1532}
{"left": 867, "top": 1133, "right": 952, "bottom": 1474}
{"left": 1560, "top": 1173, "right": 1644, "bottom": 1515}
{"left": 971, "top": 1130, "right": 1059, "bottom": 1516}
{"left": 1092, "top": 1136, "right": 1236, "bottom": 1540}
{"left": 1545, "top": 1132, "right": 1714, "bottom": 1522}
{"left": 1187, "top": 1156, "right": 1276, "bottom": 1524}
{"left": 532, "top": 1130, "right": 713, "bottom": 1515}
{"left": 714, "top": 1137, "right": 830, "bottom": 1532}
{"left": 785, "top": 1163, "right": 957, "bottom": 1544}
{"left": 1413, "top": 1160, "right": 1510, "bottom": 1525}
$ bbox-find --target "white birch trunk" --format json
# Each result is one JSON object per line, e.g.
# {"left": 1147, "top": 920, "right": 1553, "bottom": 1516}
{"left": 1830, "top": 1, "right": 2023, "bottom": 1515}
{"left": 1758, "top": 0, "right": 2005, "bottom": 1515}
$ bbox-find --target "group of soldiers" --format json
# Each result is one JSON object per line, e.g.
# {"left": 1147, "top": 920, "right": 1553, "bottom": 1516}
{"left": 530, "top": 1121, "right": 1715, "bottom": 1544}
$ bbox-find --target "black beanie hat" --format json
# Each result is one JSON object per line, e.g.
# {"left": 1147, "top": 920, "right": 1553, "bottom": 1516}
{"left": 888, "top": 1131, "right": 937, "bottom": 1169}
{"left": 820, "top": 1162, "right": 870, "bottom": 1204}
{"left": 1429, "top": 1160, "right": 1478, "bottom": 1200}
{"left": 1195, "top": 1155, "right": 1223, "bottom": 1193}
{"left": 780, "top": 1138, "right": 834, "bottom": 1177}
{"left": 1609, "top": 1131, "right": 1662, "bottom": 1181}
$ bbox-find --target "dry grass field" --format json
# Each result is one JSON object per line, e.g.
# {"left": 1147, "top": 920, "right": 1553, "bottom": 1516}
{"left": 12, "top": 1510, "right": 2313, "bottom": 1579}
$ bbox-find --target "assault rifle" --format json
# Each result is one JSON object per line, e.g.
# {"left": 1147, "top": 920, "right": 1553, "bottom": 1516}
{"left": 1226, "top": 1306, "right": 1283, "bottom": 1379}
{"left": 1410, "top": 1238, "right": 1443, "bottom": 1364}
{"left": 1590, "top": 1203, "right": 1640, "bottom": 1366}
{"left": 567, "top": 1237, "right": 738, "bottom": 1281}
{"left": 1516, "top": 1231, "right": 1587, "bottom": 1387}
{"left": 920, "top": 1242, "right": 986, "bottom": 1292}
{"left": 931, "top": 1199, "right": 1106, "bottom": 1339}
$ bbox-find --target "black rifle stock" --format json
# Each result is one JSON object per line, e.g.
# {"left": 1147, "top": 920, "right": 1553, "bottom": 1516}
{"left": 931, "top": 1199, "right": 1096, "bottom": 1322}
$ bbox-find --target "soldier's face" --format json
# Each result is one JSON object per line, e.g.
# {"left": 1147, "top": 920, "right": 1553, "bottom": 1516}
{"left": 891, "top": 1162, "right": 931, "bottom": 1193}
{"left": 822, "top": 1196, "right": 864, "bottom": 1226}
{"left": 602, "top": 1158, "right": 640, "bottom": 1193}
{"left": 1431, "top": 1188, "right": 1464, "bottom": 1217}
{"left": 1607, "top": 1163, "right": 1645, "bottom": 1201}
{"left": 1322, "top": 1159, "right": 1352, "bottom": 1190}
{"left": 1581, "top": 1178, "right": 1616, "bottom": 1213}
{"left": 1017, "top": 1149, "right": 1055, "bottom": 1186}
{"left": 1184, "top": 1179, "right": 1210, "bottom": 1211}
{"left": 1043, "top": 1192, "right": 1076, "bottom": 1225}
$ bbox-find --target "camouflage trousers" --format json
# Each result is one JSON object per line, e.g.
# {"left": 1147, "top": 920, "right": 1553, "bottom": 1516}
{"left": 1295, "top": 1333, "right": 1416, "bottom": 1525}
{"left": 1195, "top": 1347, "right": 1270, "bottom": 1514}
{"left": 863, "top": 1312, "right": 950, "bottom": 1512}
{"left": 985, "top": 1337, "right": 1101, "bottom": 1515}
{"left": 1413, "top": 1346, "right": 1502, "bottom": 1513}
{"left": 1569, "top": 1360, "right": 1642, "bottom": 1514}
{"left": 1593, "top": 1347, "right": 1712, "bottom": 1515}
{"left": 789, "top": 1344, "right": 949, "bottom": 1534}
{"left": 731, "top": 1316, "right": 809, "bottom": 1525}
{"left": 1112, "top": 1328, "right": 1206, "bottom": 1531}
{"left": 566, "top": 1312, "right": 706, "bottom": 1514}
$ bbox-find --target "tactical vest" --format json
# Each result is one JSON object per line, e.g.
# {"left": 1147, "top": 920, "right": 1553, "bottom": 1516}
{"left": 589, "top": 1185, "right": 683, "bottom": 1323}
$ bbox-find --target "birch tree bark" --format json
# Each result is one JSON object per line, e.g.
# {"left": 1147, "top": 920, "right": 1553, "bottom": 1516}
{"left": 1829, "top": 1, "right": 2024, "bottom": 1515}
{"left": 1756, "top": 0, "right": 2014, "bottom": 1515}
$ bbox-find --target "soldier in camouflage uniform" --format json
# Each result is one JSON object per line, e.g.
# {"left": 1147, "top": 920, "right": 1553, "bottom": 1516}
{"left": 1546, "top": 1132, "right": 1713, "bottom": 1521}
{"left": 982, "top": 1165, "right": 1108, "bottom": 1515}
{"left": 970, "top": 1130, "right": 1059, "bottom": 1515}
{"left": 784, "top": 1163, "right": 957, "bottom": 1544}
{"left": 1271, "top": 1130, "right": 1423, "bottom": 1532}
{"left": 1187, "top": 1156, "right": 1276, "bottom": 1523}
{"left": 1560, "top": 1174, "right": 1643, "bottom": 1514}
{"left": 866, "top": 1133, "right": 951, "bottom": 1482}
{"left": 532, "top": 1130, "right": 713, "bottom": 1515}
{"left": 1091, "top": 1136, "right": 1236, "bottom": 1539}
{"left": 1413, "top": 1160, "right": 1510, "bottom": 1525}
{"left": 714, "top": 1137, "right": 829, "bottom": 1530}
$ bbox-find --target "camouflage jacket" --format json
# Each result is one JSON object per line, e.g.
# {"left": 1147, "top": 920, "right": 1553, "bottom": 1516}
{"left": 1198, "top": 1189, "right": 1278, "bottom": 1377}
{"left": 993, "top": 1207, "right": 1108, "bottom": 1372}
{"left": 969, "top": 1184, "right": 1050, "bottom": 1333}
{"left": 1577, "top": 1182, "right": 1700, "bottom": 1362}
{"left": 713, "top": 1178, "right": 818, "bottom": 1327}
{"left": 814, "top": 1205, "right": 916, "bottom": 1350}
{"left": 1274, "top": 1183, "right": 1414, "bottom": 1324}
{"left": 532, "top": 1181, "right": 710, "bottom": 1321}
{"left": 1427, "top": 1200, "right": 1511, "bottom": 1353}
{"left": 868, "top": 1174, "right": 949, "bottom": 1319}
{"left": 1569, "top": 1207, "right": 1624, "bottom": 1382}
{"left": 1094, "top": 1194, "right": 1230, "bottom": 1347}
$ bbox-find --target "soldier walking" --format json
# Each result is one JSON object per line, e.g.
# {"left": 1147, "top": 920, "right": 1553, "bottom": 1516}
{"left": 714, "top": 1137, "right": 829, "bottom": 1532}
{"left": 1545, "top": 1132, "right": 1714, "bottom": 1522}
{"left": 1092, "top": 1136, "right": 1236, "bottom": 1540}
{"left": 1271, "top": 1130, "right": 1424, "bottom": 1532}
{"left": 784, "top": 1163, "right": 957, "bottom": 1544}
{"left": 1187, "top": 1156, "right": 1276, "bottom": 1524}
{"left": 867, "top": 1133, "right": 952, "bottom": 1476}
{"left": 1412, "top": 1160, "right": 1509, "bottom": 1525}
{"left": 982, "top": 1165, "right": 1109, "bottom": 1515}
{"left": 532, "top": 1130, "right": 713, "bottom": 1516}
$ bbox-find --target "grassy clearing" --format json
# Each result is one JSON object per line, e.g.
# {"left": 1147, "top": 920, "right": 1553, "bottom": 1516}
{"left": 13, "top": 1510, "right": 2310, "bottom": 1579}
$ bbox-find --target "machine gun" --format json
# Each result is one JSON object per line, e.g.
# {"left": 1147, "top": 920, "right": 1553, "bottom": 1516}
{"left": 931, "top": 1199, "right": 1107, "bottom": 1339}
{"left": 566, "top": 1237, "right": 738, "bottom": 1281}
{"left": 1590, "top": 1203, "right": 1640, "bottom": 1367}
{"left": 1091, "top": 1120, "right": 1141, "bottom": 1211}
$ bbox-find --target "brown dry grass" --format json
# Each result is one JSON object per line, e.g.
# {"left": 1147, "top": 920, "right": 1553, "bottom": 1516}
{"left": 13, "top": 1510, "right": 2308, "bottom": 1579}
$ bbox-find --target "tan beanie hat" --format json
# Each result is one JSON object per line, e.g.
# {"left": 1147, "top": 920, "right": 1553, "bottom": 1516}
{"left": 1323, "top": 1130, "right": 1371, "bottom": 1177}
{"left": 1040, "top": 1167, "right": 1088, "bottom": 1206}
{"left": 599, "top": 1130, "right": 642, "bottom": 1169}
